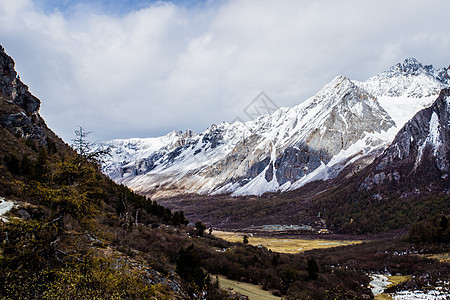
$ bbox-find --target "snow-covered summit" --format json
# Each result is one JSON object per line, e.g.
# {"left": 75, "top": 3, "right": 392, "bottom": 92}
{"left": 360, "top": 57, "right": 450, "bottom": 98}
{"left": 103, "top": 129, "right": 195, "bottom": 179}
{"left": 389, "top": 57, "right": 436, "bottom": 76}
{"left": 375, "top": 57, "right": 450, "bottom": 82}
{"left": 101, "top": 58, "right": 449, "bottom": 197}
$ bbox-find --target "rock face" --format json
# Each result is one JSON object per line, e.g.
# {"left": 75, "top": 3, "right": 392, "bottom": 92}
{"left": 361, "top": 88, "right": 450, "bottom": 191}
{"left": 102, "top": 58, "right": 449, "bottom": 197}
{"left": 0, "top": 46, "right": 48, "bottom": 146}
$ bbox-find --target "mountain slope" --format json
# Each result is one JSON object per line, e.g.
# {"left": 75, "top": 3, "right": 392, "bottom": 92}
{"left": 0, "top": 45, "right": 69, "bottom": 160}
{"left": 162, "top": 90, "right": 449, "bottom": 234}
{"left": 309, "top": 89, "right": 450, "bottom": 234}
{"left": 104, "top": 75, "right": 395, "bottom": 197}
{"left": 0, "top": 45, "right": 192, "bottom": 299}
{"left": 361, "top": 88, "right": 450, "bottom": 192}
{"left": 103, "top": 58, "right": 448, "bottom": 197}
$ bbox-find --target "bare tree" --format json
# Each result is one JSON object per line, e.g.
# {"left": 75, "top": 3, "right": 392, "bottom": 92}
{"left": 72, "top": 127, "right": 93, "bottom": 157}
{"left": 71, "top": 126, "right": 110, "bottom": 167}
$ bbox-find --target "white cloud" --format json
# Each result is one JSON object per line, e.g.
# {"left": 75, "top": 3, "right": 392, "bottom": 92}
{"left": 1, "top": 0, "right": 450, "bottom": 141}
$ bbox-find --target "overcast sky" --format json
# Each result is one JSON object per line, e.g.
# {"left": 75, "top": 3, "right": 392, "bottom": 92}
{"left": 1, "top": 0, "right": 450, "bottom": 142}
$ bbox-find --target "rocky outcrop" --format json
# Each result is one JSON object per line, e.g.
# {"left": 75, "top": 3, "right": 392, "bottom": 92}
{"left": 0, "top": 46, "right": 48, "bottom": 146}
{"left": 360, "top": 88, "right": 450, "bottom": 191}
{"left": 275, "top": 146, "right": 327, "bottom": 185}
{"left": 201, "top": 125, "right": 223, "bottom": 149}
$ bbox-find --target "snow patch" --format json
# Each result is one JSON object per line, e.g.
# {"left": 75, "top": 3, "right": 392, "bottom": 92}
{"left": 428, "top": 111, "right": 441, "bottom": 153}
{"left": 392, "top": 288, "right": 449, "bottom": 299}
{"left": 232, "top": 163, "right": 280, "bottom": 197}
{"left": 376, "top": 95, "right": 436, "bottom": 128}
{"left": 286, "top": 161, "right": 329, "bottom": 191}
{"left": 0, "top": 197, "right": 16, "bottom": 222}
{"left": 416, "top": 111, "right": 442, "bottom": 167}
{"left": 369, "top": 274, "right": 391, "bottom": 295}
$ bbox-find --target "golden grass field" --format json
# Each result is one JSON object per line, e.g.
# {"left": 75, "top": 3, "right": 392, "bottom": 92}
{"left": 212, "top": 232, "right": 416, "bottom": 300}
{"left": 424, "top": 252, "right": 450, "bottom": 262}
{"left": 212, "top": 230, "right": 363, "bottom": 254}
{"left": 374, "top": 294, "right": 393, "bottom": 300}
{"left": 215, "top": 275, "right": 282, "bottom": 300}
{"left": 386, "top": 275, "right": 412, "bottom": 287}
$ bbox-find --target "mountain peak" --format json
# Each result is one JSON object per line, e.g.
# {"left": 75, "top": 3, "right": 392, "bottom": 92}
{"left": 392, "top": 57, "right": 430, "bottom": 75}
{"left": 313, "top": 75, "right": 364, "bottom": 106}
{"left": 380, "top": 57, "right": 450, "bottom": 83}
{"left": 330, "top": 75, "right": 352, "bottom": 85}
{"left": 101, "top": 57, "right": 446, "bottom": 197}
{"left": 317, "top": 75, "right": 355, "bottom": 96}
{"left": 361, "top": 57, "right": 450, "bottom": 98}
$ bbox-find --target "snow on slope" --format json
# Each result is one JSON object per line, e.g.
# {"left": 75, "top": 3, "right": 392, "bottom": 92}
{"left": 0, "top": 197, "right": 15, "bottom": 222}
{"left": 101, "top": 58, "right": 450, "bottom": 197}
{"left": 105, "top": 76, "right": 392, "bottom": 196}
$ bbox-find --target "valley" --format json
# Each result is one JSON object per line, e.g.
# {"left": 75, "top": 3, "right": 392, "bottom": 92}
{"left": 0, "top": 44, "right": 448, "bottom": 299}
{"left": 103, "top": 56, "right": 450, "bottom": 299}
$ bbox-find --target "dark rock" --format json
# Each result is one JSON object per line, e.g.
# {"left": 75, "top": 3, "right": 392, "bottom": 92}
{"left": 246, "top": 156, "right": 270, "bottom": 179}
{"left": 202, "top": 126, "right": 223, "bottom": 149}
{"left": 265, "top": 163, "right": 273, "bottom": 182}
{"left": 16, "top": 209, "right": 30, "bottom": 220}
{"left": 275, "top": 145, "right": 328, "bottom": 185}
{"left": 167, "top": 146, "right": 184, "bottom": 163}
{"left": 0, "top": 111, "right": 31, "bottom": 127}
{"left": 0, "top": 47, "right": 40, "bottom": 114}
{"left": 0, "top": 46, "right": 49, "bottom": 147}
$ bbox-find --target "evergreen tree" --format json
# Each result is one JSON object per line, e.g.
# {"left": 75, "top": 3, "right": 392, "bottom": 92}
{"left": 176, "top": 244, "right": 208, "bottom": 298}
{"left": 243, "top": 235, "right": 249, "bottom": 244}
{"left": 195, "top": 221, "right": 206, "bottom": 237}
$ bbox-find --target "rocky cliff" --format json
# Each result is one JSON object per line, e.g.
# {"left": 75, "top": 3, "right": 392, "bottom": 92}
{"left": 0, "top": 45, "right": 66, "bottom": 155}
{"left": 361, "top": 88, "right": 450, "bottom": 192}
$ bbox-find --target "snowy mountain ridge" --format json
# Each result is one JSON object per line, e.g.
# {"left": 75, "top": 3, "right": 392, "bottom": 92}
{"left": 101, "top": 58, "right": 449, "bottom": 197}
{"left": 359, "top": 88, "right": 450, "bottom": 193}
{"left": 360, "top": 57, "right": 450, "bottom": 98}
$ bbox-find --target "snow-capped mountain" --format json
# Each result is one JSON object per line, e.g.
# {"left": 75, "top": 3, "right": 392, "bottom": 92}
{"left": 361, "top": 57, "right": 449, "bottom": 98}
{"left": 101, "top": 58, "right": 449, "bottom": 197}
{"left": 360, "top": 88, "right": 450, "bottom": 192}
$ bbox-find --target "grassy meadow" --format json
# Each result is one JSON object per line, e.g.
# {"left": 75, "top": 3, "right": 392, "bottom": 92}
{"left": 212, "top": 230, "right": 364, "bottom": 254}
{"left": 215, "top": 275, "right": 282, "bottom": 300}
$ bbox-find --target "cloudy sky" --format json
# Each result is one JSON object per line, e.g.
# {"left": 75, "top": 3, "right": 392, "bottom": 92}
{"left": 1, "top": 0, "right": 450, "bottom": 142}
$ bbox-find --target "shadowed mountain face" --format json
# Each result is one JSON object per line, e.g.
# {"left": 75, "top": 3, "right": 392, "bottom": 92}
{"left": 102, "top": 58, "right": 449, "bottom": 198}
{"left": 361, "top": 88, "right": 450, "bottom": 192}
{"left": 309, "top": 90, "right": 450, "bottom": 233}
